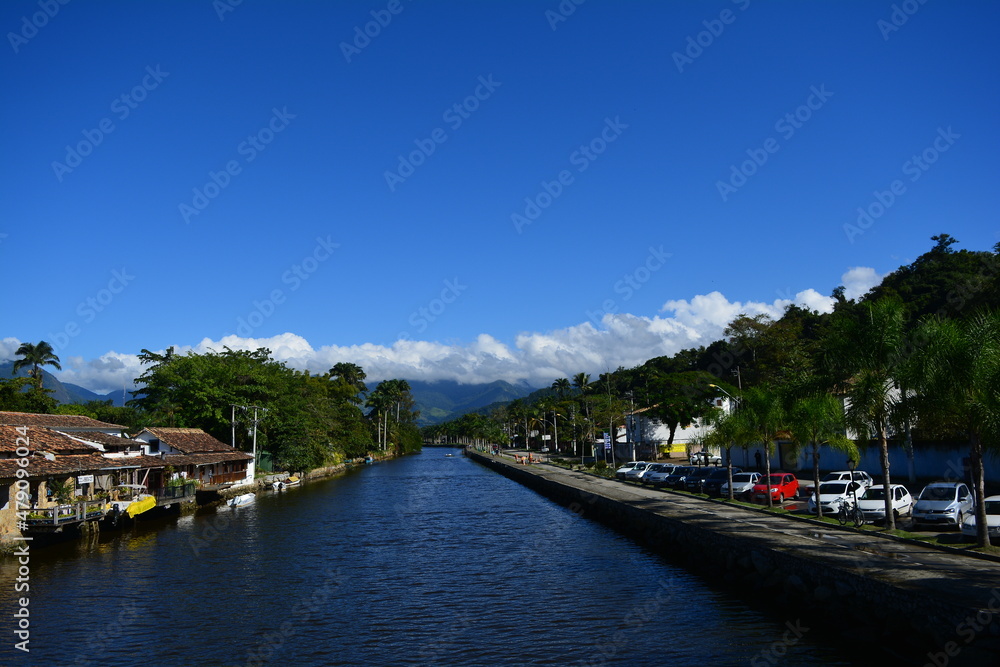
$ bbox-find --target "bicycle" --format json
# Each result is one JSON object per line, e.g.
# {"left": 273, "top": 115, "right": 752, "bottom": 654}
{"left": 837, "top": 497, "right": 865, "bottom": 527}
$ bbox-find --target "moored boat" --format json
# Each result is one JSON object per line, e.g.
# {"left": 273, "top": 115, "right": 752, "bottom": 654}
{"left": 228, "top": 492, "right": 255, "bottom": 507}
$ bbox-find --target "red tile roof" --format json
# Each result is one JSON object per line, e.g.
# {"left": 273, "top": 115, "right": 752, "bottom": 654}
{"left": 0, "top": 411, "right": 125, "bottom": 431}
{"left": 0, "top": 453, "right": 117, "bottom": 479}
{"left": 0, "top": 425, "right": 102, "bottom": 454}
{"left": 57, "top": 431, "right": 142, "bottom": 451}
{"left": 139, "top": 427, "right": 234, "bottom": 454}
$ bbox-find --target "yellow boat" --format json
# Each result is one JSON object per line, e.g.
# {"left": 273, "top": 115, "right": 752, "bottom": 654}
{"left": 126, "top": 495, "right": 156, "bottom": 517}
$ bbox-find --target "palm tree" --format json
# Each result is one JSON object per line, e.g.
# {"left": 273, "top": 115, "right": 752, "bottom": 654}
{"left": 788, "top": 394, "right": 858, "bottom": 520}
{"left": 911, "top": 310, "right": 1000, "bottom": 547}
{"left": 552, "top": 377, "right": 571, "bottom": 399}
{"left": 737, "top": 387, "right": 787, "bottom": 509}
{"left": 573, "top": 373, "right": 593, "bottom": 452}
{"left": 827, "top": 298, "right": 908, "bottom": 530}
{"left": 13, "top": 341, "right": 62, "bottom": 390}
{"left": 703, "top": 403, "right": 751, "bottom": 500}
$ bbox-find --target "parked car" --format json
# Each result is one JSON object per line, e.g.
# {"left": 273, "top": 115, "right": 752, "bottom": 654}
{"left": 752, "top": 472, "right": 799, "bottom": 503}
{"left": 702, "top": 467, "right": 742, "bottom": 496}
{"left": 720, "top": 472, "right": 761, "bottom": 499}
{"left": 684, "top": 466, "right": 717, "bottom": 493}
{"left": 822, "top": 470, "right": 875, "bottom": 486}
{"left": 961, "top": 495, "right": 1000, "bottom": 542}
{"left": 689, "top": 451, "right": 722, "bottom": 466}
{"left": 857, "top": 484, "right": 913, "bottom": 523}
{"left": 807, "top": 480, "right": 870, "bottom": 516}
{"left": 638, "top": 463, "right": 672, "bottom": 484}
{"left": 615, "top": 461, "right": 646, "bottom": 480}
{"left": 913, "top": 482, "right": 974, "bottom": 529}
{"left": 663, "top": 466, "right": 698, "bottom": 489}
{"left": 643, "top": 464, "right": 678, "bottom": 486}
{"left": 624, "top": 463, "right": 654, "bottom": 482}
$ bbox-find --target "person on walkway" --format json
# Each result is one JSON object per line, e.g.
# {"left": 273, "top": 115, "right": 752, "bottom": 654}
{"left": 755, "top": 451, "right": 762, "bottom": 470}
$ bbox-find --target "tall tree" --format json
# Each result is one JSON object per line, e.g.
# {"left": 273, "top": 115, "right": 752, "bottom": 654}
{"left": 788, "top": 394, "right": 858, "bottom": 520}
{"left": 911, "top": 310, "right": 1000, "bottom": 547}
{"left": 13, "top": 340, "right": 62, "bottom": 390}
{"left": 551, "top": 377, "right": 571, "bottom": 399}
{"left": 826, "top": 298, "right": 908, "bottom": 530}
{"left": 736, "top": 387, "right": 787, "bottom": 509}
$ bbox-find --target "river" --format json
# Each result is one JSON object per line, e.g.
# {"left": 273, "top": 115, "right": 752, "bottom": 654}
{"left": 1, "top": 449, "right": 863, "bottom": 666}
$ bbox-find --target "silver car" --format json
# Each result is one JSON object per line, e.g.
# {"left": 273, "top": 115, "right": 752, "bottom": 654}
{"left": 912, "top": 482, "right": 973, "bottom": 528}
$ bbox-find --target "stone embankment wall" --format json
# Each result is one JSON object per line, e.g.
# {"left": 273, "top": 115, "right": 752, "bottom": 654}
{"left": 466, "top": 450, "right": 1000, "bottom": 666}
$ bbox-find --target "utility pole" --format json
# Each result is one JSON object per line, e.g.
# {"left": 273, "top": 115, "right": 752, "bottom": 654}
{"left": 231, "top": 404, "right": 268, "bottom": 473}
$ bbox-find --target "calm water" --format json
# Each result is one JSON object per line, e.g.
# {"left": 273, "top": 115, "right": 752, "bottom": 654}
{"left": 0, "top": 449, "right": 860, "bottom": 666}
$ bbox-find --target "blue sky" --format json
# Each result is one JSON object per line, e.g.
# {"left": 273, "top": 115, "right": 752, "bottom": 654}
{"left": 2, "top": 0, "right": 998, "bottom": 392}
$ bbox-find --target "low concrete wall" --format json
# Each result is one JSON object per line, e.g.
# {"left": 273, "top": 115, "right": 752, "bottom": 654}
{"left": 467, "top": 450, "right": 1000, "bottom": 665}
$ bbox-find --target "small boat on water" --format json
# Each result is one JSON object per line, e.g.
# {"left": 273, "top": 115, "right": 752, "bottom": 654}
{"left": 228, "top": 493, "right": 255, "bottom": 507}
{"left": 272, "top": 475, "right": 300, "bottom": 491}
{"left": 364, "top": 456, "right": 374, "bottom": 465}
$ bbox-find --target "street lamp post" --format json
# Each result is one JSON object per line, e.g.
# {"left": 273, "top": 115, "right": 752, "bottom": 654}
{"left": 708, "top": 384, "right": 739, "bottom": 412}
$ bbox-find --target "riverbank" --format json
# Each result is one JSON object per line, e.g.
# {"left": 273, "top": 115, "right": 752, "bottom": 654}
{"left": 466, "top": 449, "right": 1000, "bottom": 666}
{"left": 1, "top": 454, "right": 395, "bottom": 555}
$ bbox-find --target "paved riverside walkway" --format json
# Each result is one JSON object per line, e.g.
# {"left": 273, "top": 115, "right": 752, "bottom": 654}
{"left": 469, "top": 451, "right": 1000, "bottom": 634}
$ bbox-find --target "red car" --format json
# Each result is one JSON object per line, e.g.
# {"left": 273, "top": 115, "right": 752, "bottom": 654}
{"left": 752, "top": 472, "right": 799, "bottom": 503}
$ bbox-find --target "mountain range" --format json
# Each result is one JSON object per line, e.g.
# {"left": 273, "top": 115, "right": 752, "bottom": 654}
{"left": 1, "top": 361, "right": 533, "bottom": 425}
{"left": 1, "top": 361, "right": 128, "bottom": 406}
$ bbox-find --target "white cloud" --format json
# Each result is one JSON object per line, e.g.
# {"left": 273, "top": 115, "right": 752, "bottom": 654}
{"left": 841, "top": 266, "right": 884, "bottom": 301}
{"left": 3, "top": 268, "right": 886, "bottom": 393}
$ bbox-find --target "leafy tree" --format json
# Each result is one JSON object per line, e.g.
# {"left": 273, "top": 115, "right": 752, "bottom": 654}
{"left": 551, "top": 377, "right": 571, "bottom": 399}
{"left": 825, "top": 298, "right": 908, "bottom": 530}
{"left": 0, "top": 376, "right": 56, "bottom": 413}
{"left": 788, "top": 394, "right": 857, "bottom": 520}
{"left": 911, "top": 310, "right": 1000, "bottom": 547}
{"left": 735, "top": 387, "right": 787, "bottom": 509}
{"left": 13, "top": 341, "right": 62, "bottom": 390}
{"left": 703, "top": 404, "right": 751, "bottom": 500}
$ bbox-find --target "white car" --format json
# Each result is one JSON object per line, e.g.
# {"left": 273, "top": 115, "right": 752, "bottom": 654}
{"left": 615, "top": 461, "right": 646, "bottom": 480}
{"left": 962, "top": 495, "right": 1000, "bottom": 542}
{"left": 624, "top": 463, "right": 656, "bottom": 481}
{"left": 857, "top": 484, "right": 913, "bottom": 523}
{"left": 719, "top": 472, "right": 761, "bottom": 499}
{"left": 689, "top": 451, "right": 722, "bottom": 466}
{"left": 913, "top": 482, "right": 974, "bottom": 529}
{"left": 822, "top": 470, "right": 875, "bottom": 486}
{"left": 807, "top": 480, "right": 870, "bottom": 516}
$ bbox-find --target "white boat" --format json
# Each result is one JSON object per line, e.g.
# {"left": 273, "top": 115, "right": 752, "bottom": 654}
{"left": 272, "top": 475, "right": 300, "bottom": 491}
{"left": 228, "top": 493, "right": 255, "bottom": 507}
